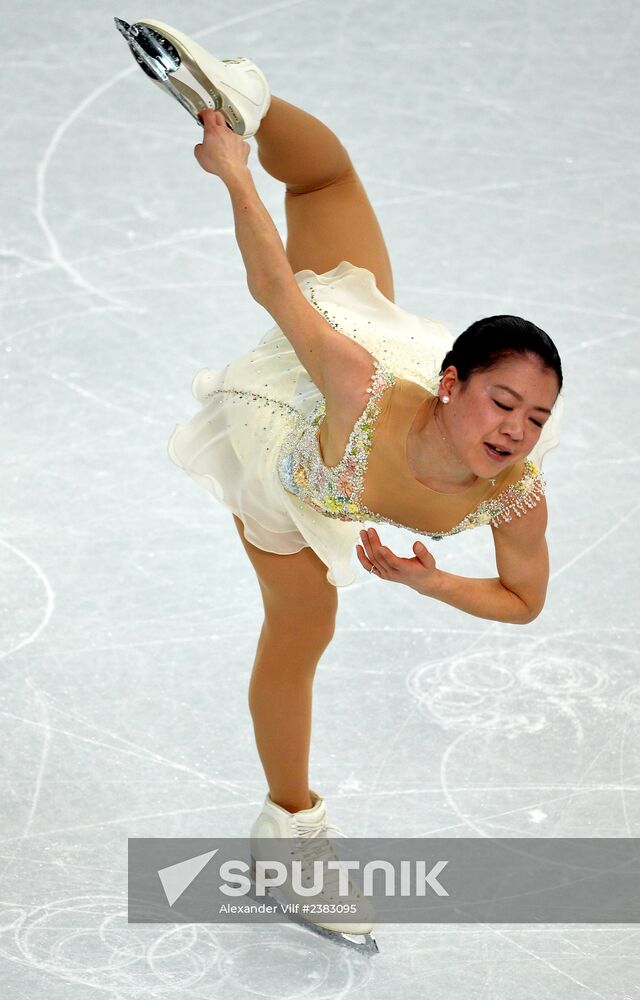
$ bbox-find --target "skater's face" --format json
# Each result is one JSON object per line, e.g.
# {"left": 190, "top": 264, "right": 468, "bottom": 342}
{"left": 441, "top": 355, "right": 560, "bottom": 477}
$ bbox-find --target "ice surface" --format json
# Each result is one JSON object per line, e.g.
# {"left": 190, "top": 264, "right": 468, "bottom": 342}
{"left": 1, "top": 0, "right": 639, "bottom": 996}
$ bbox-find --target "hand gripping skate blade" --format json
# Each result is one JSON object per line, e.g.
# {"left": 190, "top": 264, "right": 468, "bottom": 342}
{"left": 247, "top": 860, "right": 380, "bottom": 956}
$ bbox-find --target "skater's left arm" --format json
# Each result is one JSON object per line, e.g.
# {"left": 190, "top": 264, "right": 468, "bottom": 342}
{"left": 421, "top": 498, "right": 549, "bottom": 623}
{"left": 488, "top": 497, "right": 550, "bottom": 622}
{"left": 358, "top": 497, "right": 549, "bottom": 624}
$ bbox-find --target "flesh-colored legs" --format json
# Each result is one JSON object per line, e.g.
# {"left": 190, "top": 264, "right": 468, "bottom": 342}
{"left": 232, "top": 96, "right": 393, "bottom": 813}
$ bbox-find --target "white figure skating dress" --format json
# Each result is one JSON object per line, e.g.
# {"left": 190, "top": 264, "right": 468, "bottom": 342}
{"left": 168, "top": 261, "right": 563, "bottom": 587}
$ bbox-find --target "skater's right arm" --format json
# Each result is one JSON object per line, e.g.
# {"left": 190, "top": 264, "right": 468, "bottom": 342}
{"left": 195, "top": 110, "right": 294, "bottom": 297}
{"left": 223, "top": 167, "right": 298, "bottom": 302}
{"left": 224, "top": 166, "right": 378, "bottom": 404}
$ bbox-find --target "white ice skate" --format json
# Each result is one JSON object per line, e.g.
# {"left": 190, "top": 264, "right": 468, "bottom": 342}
{"left": 114, "top": 17, "right": 271, "bottom": 136}
{"left": 249, "top": 790, "right": 379, "bottom": 956}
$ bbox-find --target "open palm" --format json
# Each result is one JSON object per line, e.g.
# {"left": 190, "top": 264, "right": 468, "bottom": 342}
{"left": 356, "top": 527, "right": 437, "bottom": 592}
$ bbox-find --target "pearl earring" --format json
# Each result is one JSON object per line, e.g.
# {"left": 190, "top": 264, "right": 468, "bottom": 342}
{"left": 441, "top": 395, "right": 450, "bottom": 403}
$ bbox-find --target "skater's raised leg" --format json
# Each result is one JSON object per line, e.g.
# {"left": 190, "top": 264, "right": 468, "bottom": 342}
{"left": 253, "top": 96, "right": 395, "bottom": 301}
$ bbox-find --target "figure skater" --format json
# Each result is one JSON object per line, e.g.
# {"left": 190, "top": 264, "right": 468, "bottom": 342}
{"left": 117, "top": 17, "right": 564, "bottom": 954}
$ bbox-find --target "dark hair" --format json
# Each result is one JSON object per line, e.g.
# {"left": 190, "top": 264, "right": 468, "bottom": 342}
{"left": 439, "top": 315, "right": 563, "bottom": 392}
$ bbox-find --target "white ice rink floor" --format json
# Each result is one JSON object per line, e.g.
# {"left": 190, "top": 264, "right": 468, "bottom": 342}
{"left": 2, "top": 0, "right": 639, "bottom": 996}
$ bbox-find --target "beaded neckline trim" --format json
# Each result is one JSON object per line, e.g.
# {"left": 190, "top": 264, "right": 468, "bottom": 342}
{"left": 355, "top": 457, "right": 546, "bottom": 538}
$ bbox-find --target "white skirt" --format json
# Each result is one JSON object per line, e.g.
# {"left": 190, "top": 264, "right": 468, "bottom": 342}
{"left": 167, "top": 261, "right": 563, "bottom": 587}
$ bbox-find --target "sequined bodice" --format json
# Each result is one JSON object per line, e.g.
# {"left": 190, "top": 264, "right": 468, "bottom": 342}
{"left": 278, "top": 359, "right": 397, "bottom": 516}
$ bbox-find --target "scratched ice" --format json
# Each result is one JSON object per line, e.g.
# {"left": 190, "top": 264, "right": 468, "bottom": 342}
{"left": 1, "top": 0, "right": 639, "bottom": 997}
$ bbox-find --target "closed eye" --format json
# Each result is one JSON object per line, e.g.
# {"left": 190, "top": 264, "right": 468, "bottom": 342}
{"left": 494, "top": 400, "right": 544, "bottom": 429}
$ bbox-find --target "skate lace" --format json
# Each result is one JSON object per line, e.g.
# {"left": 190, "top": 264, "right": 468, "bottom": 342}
{"left": 290, "top": 818, "right": 362, "bottom": 902}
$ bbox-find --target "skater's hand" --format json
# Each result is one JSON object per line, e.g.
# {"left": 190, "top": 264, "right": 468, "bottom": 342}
{"left": 357, "top": 527, "right": 437, "bottom": 592}
{"left": 194, "top": 108, "right": 250, "bottom": 180}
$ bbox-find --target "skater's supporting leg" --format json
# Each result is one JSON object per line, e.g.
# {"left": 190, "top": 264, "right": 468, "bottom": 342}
{"left": 254, "top": 96, "right": 395, "bottom": 301}
{"left": 248, "top": 615, "right": 333, "bottom": 814}
{"left": 232, "top": 515, "right": 337, "bottom": 814}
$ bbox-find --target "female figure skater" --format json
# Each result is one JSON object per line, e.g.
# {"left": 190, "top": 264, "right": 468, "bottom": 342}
{"left": 119, "top": 18, "right": 564, "bottom": 952}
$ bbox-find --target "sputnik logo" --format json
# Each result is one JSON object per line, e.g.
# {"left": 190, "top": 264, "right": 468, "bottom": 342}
{"left": 157, "top": 849, "right": 219, "bottom": 906}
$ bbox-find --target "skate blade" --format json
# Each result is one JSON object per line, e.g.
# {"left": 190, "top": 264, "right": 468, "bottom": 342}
{"left": 114, "top": 17, "right": 203, "bottom": 125}
{"left": 247, "top": 877, "right": 380, "bottom": 956}
{"left": 114, "top": 17, "right": 245, "bottom": 133}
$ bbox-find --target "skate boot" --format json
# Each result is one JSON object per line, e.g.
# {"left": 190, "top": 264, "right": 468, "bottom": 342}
{"left": 114, "top": 17, "right": 271, "bottom": 136}
{"left": 249, "top": 790, "right": 379, "bottom": 955}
